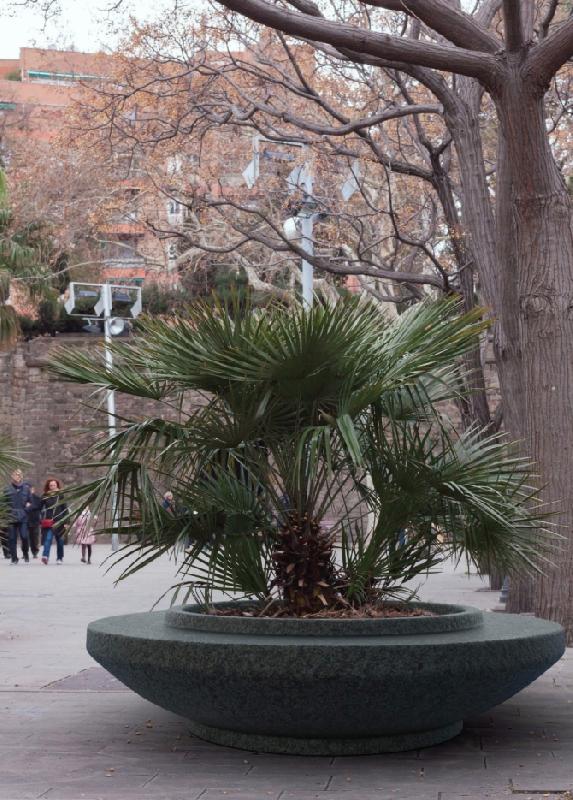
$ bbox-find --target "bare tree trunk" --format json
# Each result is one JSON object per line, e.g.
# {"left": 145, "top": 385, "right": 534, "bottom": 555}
{"left": 495, "top": 130, "right": 534, "bottom": 613}
{"left": 443, "top": 92, "right": 516, "bottom": 435}
{"left": 488, "top": 564, "right": 505, "bottom": 592}
{"left": 431, "top": 152, "right": 492, "bottom": 430}
{"left": 457, "top": 266, "right": 492, "bottom": 430}
{"left": 495, "top": 70, "right": 573, "bottom": 638}
{"left": 493, "top": 133, "right": 527, "bottom": 444}
{"left": 444, "top": 96, "right": 499, "bottom": 311}
{"left": 445, "top": 85, "right": 542, "bottom": 609}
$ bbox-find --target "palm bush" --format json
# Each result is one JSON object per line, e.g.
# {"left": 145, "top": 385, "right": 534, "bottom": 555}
{"left": 48, "top": 297, "right": 553, "bottom": 615}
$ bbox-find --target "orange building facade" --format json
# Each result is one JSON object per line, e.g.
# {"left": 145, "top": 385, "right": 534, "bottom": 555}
{"left": 0, "top": 47, "right": 175, "bottom": 287}
{"left": 0, "top": 46, "right": 360, "bottom": 298}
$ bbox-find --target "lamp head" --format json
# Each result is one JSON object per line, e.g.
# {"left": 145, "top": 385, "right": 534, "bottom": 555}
{"left": 109, "top": 317, "right": 126, "bottom": 336}
{"left": 283, "top": 217, "right": 301, "bottom": 241}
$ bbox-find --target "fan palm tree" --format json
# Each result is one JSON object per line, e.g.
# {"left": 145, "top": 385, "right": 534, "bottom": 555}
{"left": 48, "top": 297, "right": 553, "bottom": 615}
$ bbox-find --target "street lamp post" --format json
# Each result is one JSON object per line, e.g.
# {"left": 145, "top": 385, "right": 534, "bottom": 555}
{"left": 243, "top": 135, "right": 361, "bottom": 307}
{"left": 64, "top": 282, "right": 142, "bottom": 551}
{"left": 243, "top": 136, "right": 315, "bottom": 307}
{"left": 101, "top": 284, "right": 120, "bottom": 552}
{"left": 297, "top": 168, "right": 314, "bottom": 309}
{"left": 101, "top": 283, "right": 117, "bottom": 470}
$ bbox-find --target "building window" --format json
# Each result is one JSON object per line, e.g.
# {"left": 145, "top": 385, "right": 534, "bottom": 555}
{"left": 166, "top": 199, "right": 184, "bottom": 224}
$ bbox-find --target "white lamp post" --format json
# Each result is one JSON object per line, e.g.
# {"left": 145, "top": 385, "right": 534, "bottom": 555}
{"left": 284, "top": 165, "right": 315, "bottom": 308}
{"left": 243, "top": 136, "right": 315, "bottom": 307}
{"left": 64, "top": 282, "right": 142, "bottom": 551}
{"left": 243, "top": 135, "right": 361, "bottom": 307}
{"left": 283, "top": 204, "right": 317, "bottom": 309}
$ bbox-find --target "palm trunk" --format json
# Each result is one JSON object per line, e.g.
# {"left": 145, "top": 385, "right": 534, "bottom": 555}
{"left": 272, "top": 514, "right": 338, "bottom": 614}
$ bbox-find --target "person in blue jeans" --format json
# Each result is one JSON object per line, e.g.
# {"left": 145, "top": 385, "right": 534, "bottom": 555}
{"left": 26, "top": 486, "right": 43, "bottom": 558}
{"left": 40, "top": 478, "right": 69, "bottom": 565}
{"left": 4, "top": 469, "right": 32, "bottom": 564}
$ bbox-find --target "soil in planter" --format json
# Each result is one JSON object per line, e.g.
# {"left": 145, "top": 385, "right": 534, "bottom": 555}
{"left": 206, "top": 603, "right": 437, "bottom": 619}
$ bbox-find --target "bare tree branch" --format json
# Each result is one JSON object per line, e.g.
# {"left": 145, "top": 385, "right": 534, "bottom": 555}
{"left": 226, "top": 211, "right": 447, "bottom": 288}
{"left": 521, "top": 0, "right": 535, "bottom": 41}
{"left": 362, "top": 0, "right": 501, "bottom": 53}
{"left": 280, "top": 3, "right": 457, "bottom": 110}
{"left": 284, "top": 0, "right": 320, "bottom": 15}
{"left": 301, "top": 40, "right": 457, "bottom": 111}
{"left": 241, "top": 263, "right": 294, "bottom": 301}
{"left": 502, "top": 0, "right": 524, "bottom": 50}
{"left": 475, "top": 0, "right": 502, "bottom": 28}
{"left": 260, "top": 102, "right": 443, "bottom": 136}
{"left": 214, "top": 0, "right": 499, "bottom": 80}
{"left": 539, "top": 0, "right": 560, "bottom": 39}
{"left": 528, "top": 16, "right": 573, "bottom": 81}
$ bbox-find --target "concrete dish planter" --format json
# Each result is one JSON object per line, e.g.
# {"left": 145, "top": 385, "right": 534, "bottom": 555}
{"left": 87, "top": 602, "right": 565, "bottom": 755}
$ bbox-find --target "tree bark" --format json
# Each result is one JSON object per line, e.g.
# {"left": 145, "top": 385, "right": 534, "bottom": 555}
{"left": 444, "top": 93, "right": 498, "bottom": 311}
{"left": 488, "top": 563, "right": 505, "bottom": 592}
{"left": 430, "top": 152, "right": 492, "bottom": 431}
{"left": 493, "top": 131, "right": 526, "bottom": 443}
{"left": 436, "top": 86, "right": 498, "bottom": 434}
{"left": 495, "top": 67, "right": 573, "bottom": 637}
{"left": 495, "top": 129, "right": 534, "bottom": 613}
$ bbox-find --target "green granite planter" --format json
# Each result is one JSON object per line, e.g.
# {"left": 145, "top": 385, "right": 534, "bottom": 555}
{"left": 87, "top": 602, "right": 565, "bottom": 755}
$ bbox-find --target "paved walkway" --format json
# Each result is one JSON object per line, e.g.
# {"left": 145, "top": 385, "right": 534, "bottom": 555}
{"left": 1, "top": 547, "right": 572, "bottom": 800}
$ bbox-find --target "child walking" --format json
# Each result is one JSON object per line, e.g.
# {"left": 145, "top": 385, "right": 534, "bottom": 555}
{"left": 72, "top": 507, "right": 96, "bottom": 564}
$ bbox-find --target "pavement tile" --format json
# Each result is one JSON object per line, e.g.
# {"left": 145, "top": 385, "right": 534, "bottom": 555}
{"left": 30, "top": 791, "right": 202, "bottom": 800}
{"left": 199, "top": 792, "right": 280, "bottom": 800}
{"left": 280, "top": 793, "right": 440, "bottom": 800}
{"left": 509, "top": 770, "right": 573, "bottom": 792}
{"left": 246, "top": 766, "right": 334, "bottom": 780}
{"left": 438, "top": 794, "right": 514, "bottom": 800}
{"left": 158, "top": 776, "right": 331, "bottom": 790}
{"left": 0, "top": 783, "right": 53, "bottom": 800}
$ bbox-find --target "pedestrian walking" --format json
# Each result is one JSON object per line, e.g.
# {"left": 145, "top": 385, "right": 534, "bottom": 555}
{"left": 162, "top": 490, "right": 176, "bottom": 513}
{"left": 40, "top": 478, "right": 69, "bottom": 565}
{"left": 26, "top": 486, "right": 42, "bottom": 559}
{"left": 4, "top": 469, "right": 32, "bottom": 564}
{"left": 71, "top": 507, "right": 96, "bottom": 564}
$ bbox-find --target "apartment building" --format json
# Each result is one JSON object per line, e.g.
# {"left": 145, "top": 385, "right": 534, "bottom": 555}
{"left": 0, "top": 45, "right": 362, "bottom": 298}
{"left": 0, "top": 47, "right": 173, "bottom": 286}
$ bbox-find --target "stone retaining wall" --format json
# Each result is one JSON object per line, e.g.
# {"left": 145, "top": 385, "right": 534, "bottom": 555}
{"left": 0, "top": 334, "right": 170, "bottom": 490}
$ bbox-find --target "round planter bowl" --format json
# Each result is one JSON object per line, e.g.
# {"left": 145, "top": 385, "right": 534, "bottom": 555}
{"left": 87, "top": 602, "right": 565, "bottom": 756}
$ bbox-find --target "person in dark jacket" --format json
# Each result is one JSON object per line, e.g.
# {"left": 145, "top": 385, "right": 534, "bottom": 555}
{"left": 4, "top": 469, "right": 32, "bottom": 564}
{"left": 162, "top": 491, "right": 176, "bottom": 514}
{"left": 40, "top": 478, "right": 69, "bottom": 565}
{"left": 26, "top": 486, "right": 43, "bottom": 558}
